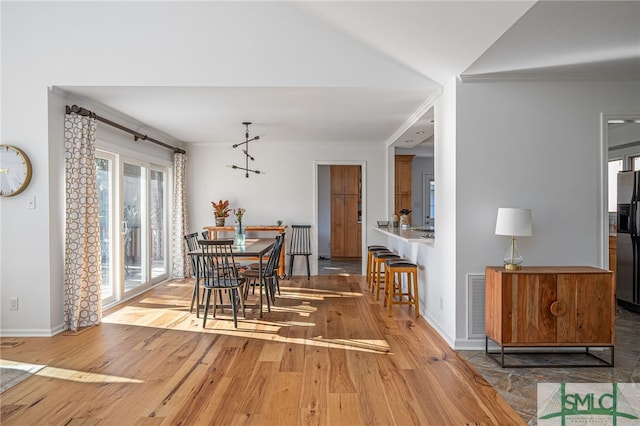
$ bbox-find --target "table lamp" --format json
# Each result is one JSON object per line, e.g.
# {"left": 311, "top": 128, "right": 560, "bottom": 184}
{"left": 495, "top": 208, "right": 532, "bottom": 270}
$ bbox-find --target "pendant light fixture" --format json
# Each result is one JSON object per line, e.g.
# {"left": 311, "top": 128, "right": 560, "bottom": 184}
{"left": 232, "top": 122, "right": 261, "bottom": 178}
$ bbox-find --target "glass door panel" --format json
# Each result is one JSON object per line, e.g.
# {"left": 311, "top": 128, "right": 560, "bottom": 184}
{"left": 150, "top": 169, "right": 166, "bottom": 280}
{"left": 96, "top": 155, "right": 114, "bottom": 304}
{"left": 123, "top": 163, "right": 144, "bottom": 292}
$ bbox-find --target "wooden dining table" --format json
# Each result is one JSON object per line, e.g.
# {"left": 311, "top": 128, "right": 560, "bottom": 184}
{"left": 188, "top": 237, "right": 275, "bottom": 318}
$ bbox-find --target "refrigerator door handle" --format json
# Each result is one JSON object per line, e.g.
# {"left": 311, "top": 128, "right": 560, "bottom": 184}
{"left": 634, "top": 201, "right": 640, "bottom": 236}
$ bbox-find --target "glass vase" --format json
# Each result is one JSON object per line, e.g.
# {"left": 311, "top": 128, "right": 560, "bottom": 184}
{"left": 235, "top": 225, "right": 246, "bottom": 246}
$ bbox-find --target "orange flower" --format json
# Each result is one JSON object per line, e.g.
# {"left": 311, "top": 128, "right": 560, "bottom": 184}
{"left": 212, "top": 199, "right": 231, "bottom": 218}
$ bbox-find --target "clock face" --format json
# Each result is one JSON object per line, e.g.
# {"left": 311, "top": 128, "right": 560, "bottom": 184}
{"left": 0, "top": 144, "right": 33, "bottom": 197}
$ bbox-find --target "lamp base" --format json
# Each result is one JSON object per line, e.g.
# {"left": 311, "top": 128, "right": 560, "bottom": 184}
{"left": 504, "top": 263, "right": 522, "bottom": 271}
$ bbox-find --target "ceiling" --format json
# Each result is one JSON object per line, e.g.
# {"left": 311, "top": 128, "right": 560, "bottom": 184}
{"left": 59, "top": 1, "right": 640, "bottom": 154}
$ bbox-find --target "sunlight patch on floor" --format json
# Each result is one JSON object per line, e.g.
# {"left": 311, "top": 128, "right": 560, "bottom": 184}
{"left": 36, "top": 365, "right": 144, "bottom": 384}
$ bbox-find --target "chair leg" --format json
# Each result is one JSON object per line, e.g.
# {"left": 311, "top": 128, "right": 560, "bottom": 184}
{"left": 230, "top": 288, "right": 238, "bottom": 328}
{"left": 287, "top": 255, "right": 294, "bottom": 279}
{"left": 203, "top": 289, "right": 212, "bottom": 328}
{"left": 305, "top": 255, "right": 310, "bottom": 279}
{"left": 412, "top": 271, "right": 420, "bottom": 318}
{"left": 387, "top": 271, "right": 396, "bottom": 317}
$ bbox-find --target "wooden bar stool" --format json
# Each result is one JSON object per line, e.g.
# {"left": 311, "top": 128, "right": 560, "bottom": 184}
{"left": 384, "top": 260, "right": 419, "bottom": 318}
{"left": 366, "top": 245, "right": 388, "bottom": 290}
{"left": 372, "top": 251, "right": 400, "bottom": 301}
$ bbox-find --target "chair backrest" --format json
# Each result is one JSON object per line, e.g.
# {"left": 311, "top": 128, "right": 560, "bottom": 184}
{"left": 201, "top": 231, "right": 209, "bottom": 240}
{"left": 199, "top": 239, "right": 241, "bottom": 288}
{"left": 272, "top": 232, "right": 285, "bottom": 270}
{"left": 184, "top": 232, "right": 201, "bottom": 276}
{"left": 263, "top": 234, "right": 285, "bottom": 276}
{"left": 184, "top": 232, "right": 200, "bottom": 251}
{"left": 288, "top": 225, "right": 311, "bottom": 255}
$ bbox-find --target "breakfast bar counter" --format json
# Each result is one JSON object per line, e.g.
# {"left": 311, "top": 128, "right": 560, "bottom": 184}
{"left": 372, "top": 225, "right": 434, "bottom": 243}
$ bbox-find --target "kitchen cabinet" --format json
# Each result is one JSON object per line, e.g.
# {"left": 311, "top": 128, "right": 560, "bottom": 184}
{"left": 485, "top": 266, "right": 614, "bottom": 367}
{"left": 394, "top": 155, "right": 413, "bottom": 221}
{"left": 331, "top": 165, "right": 361, "bottom": 258}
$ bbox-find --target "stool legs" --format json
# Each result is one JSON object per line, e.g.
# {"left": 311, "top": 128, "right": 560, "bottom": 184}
{"left": 385, "top": 264, "right": 419, "bottom": 318}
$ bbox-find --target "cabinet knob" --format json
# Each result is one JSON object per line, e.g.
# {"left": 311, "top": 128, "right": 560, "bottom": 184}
{"left": 549, "top": 301, "right": 566, "bottom": 317}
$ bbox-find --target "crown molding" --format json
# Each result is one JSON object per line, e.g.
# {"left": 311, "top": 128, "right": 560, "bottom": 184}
{"left": 385, "top": 88, "right": 442, "bottom": 146}
{"left": 459, "top": 71, "right": 640, "bottom": 83}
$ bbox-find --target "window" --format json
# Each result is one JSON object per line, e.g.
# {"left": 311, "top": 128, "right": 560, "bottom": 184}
{"left": 632, "top": 155, "right": 640, "bottom": 171}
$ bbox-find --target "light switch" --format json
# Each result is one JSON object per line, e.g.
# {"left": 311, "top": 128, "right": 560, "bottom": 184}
{"left": 27, "top": 196, "right": 36, "bottom": 209}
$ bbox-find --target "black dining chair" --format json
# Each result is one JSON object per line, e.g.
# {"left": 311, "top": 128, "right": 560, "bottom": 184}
{"left": 199, "top": 239, "right": 247, "bottom": 328}
{"left": 241, "top": 234, "right": 284, "bottom": 310}
{"left": 184, "top": 232, "right": 202, "bottom": 313}
{"left": 287, "top": 225, "right": 312, "bottom": 279}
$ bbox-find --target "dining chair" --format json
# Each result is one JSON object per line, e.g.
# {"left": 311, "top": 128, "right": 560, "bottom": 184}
{"left": 184, "top": 232, "right": 203, "bottom": 313}
{"left": 201, "top": 231, "right": 209, "bottom": 240}
{"left": 199, "top": 239, "right": 247, "bottom": 328}
{"left": 241, "top": 234, "right": 284, "bottom": 310}
{"left": 245, "top": 232, "right": 286, "bottom": 295}
{"left": 287, "top": 225, "right": 312, "bottom": 279}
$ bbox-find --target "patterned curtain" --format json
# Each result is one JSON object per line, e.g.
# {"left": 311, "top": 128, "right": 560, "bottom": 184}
{"left": 171, "top": 152, "right": 189, "bottom": 278}
{"left": 63, "top": 112, "right": 102, "bottom": 331}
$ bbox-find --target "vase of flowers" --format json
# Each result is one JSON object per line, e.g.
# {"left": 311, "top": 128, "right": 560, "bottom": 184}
{"left": 212, "top": 199, "right": 231, "bottom": 226}
{"left": 234, "top": 208, "right": 246, "bottom": 246}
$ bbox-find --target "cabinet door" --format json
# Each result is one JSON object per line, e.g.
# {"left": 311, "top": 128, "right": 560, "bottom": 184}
{"left": 394, "top": 155, "right": 413, "bottom": 218}
{"left": 556, "top": 273, "right": 613, "bottom": 344}
{"left": 331, "top": 165, "right": 359, "bottom": 195}
{"left": 343, "top": 194, "right": 359, "bottom": 256}
{"left": 504, "top": 273, "right": 557, "bottom": 344}
{"left": 331, "top": 194, "right": 345, "bottom": 257}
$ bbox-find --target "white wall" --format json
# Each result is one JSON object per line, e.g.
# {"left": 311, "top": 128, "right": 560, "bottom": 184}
{"left": 453, "top": 78, "right": 640, "bottom": 347}
{"left": 186, "top": 143, "right": 385, "bottom": 277}
{"left": 0, "top": 2, "right": 410, "bottom": 335}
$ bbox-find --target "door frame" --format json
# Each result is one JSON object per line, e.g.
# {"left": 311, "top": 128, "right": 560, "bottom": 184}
{"left": 314, "top": 160, "right": 367, "bottom": 275}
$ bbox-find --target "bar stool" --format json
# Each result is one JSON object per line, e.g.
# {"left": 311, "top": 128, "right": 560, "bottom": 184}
{"left": 366, "top": 245, "right": 388, "bottom": 290}
{"left": 372, "top": 251, "right": 401, "bottom": 301}
{"left": 384, "top": 259, "right": 419, "bottom": 318}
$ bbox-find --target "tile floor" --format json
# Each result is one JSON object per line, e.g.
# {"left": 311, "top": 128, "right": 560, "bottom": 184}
{"left": 317, "top": 257, "right": 362, "bottom": 275}
{"left": 460, "top": 306, "right": 640, "bottom": 424}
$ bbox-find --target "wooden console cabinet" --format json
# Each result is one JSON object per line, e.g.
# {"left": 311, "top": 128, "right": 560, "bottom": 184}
{"left": 485, "top": 266, "right": 615, "bottom": 367}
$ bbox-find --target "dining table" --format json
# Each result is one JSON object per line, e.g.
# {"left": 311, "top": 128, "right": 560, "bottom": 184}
{"left": 188, "top": 237, "right": 275, "bottom": 318}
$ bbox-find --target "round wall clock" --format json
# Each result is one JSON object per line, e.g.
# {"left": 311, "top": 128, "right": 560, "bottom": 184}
{"left": 0, "top": 144, "right": 33, "bottom": 197}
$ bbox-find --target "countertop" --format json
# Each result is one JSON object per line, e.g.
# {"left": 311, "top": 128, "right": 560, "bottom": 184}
{"left": 373, "top": 225, "right": 434, "bottom": 243}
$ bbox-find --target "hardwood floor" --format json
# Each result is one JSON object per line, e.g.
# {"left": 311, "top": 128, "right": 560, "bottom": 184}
{"left": 1, "top": 275, "right": 524, "bottom": 425}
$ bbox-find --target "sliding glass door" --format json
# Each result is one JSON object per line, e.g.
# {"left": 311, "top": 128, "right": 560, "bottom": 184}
{"left": 97, "top": 153, "right": 115, "bottom": 305}
{"left": 97, "top": 150, "right": 169, "bottom": 306}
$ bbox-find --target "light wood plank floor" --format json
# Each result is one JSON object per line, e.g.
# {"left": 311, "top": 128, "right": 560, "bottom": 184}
{"left": 1, "top": 275, "right": 524, "bottom": 425}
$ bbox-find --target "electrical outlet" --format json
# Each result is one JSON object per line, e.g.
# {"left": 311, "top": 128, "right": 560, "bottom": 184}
{"left": 27, "top": 196, "right": 36, "bottom": 209}
{"left": 9, "top": 298, "right": 19, "bottom": 310}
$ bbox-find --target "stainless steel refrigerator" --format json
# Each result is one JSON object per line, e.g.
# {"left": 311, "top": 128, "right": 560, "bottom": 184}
{"left": 617, "top": 170, "right": 640, "bottom": 312}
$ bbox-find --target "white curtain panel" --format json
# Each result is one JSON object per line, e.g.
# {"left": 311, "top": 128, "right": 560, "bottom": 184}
{"left": 63, "top": 112, "right": 102, "bottom": 331}
{"left": 171, "top": 152, "right": 189, "bottom": 278}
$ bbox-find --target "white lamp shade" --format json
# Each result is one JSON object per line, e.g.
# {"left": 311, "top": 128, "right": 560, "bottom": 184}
{"left": 495, "top": 208, "right": 532, "bottom": 237}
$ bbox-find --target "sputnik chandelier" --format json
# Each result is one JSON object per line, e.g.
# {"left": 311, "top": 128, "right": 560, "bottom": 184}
{"left": 231, "top": 121, "right": 262, "bottom": 178}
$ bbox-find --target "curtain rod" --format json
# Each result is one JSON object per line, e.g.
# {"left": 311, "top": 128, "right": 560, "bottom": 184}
{"left": 66, "top": 104, "right": 186, "bottom": 154}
